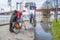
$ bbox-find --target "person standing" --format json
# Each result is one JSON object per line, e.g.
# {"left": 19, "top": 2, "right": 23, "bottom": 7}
{"left": 9, "top": 10, "right": 18, "bottom": 32}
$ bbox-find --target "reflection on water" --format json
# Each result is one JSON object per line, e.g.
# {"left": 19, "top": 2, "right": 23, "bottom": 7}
{"left": 34, "top": 22, "right": 53, "bottom": 40}
{"left": 34, "top": 12, "right": 54, "bottom": 40}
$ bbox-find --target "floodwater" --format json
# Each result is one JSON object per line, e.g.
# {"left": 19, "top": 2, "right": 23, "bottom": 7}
{"left": 34, "top": 22, "right": 53, "bottom": 40}
{"left": 34, "top": 14, "right": 54, "bottom": 40}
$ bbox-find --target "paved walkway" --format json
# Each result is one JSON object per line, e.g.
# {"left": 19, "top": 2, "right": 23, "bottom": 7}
{"left": 0, "top": 21, "right": 34, "bottom": 40}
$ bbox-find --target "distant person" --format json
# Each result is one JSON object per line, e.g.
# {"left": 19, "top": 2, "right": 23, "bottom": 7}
{"left": 17, "top": 11, "right": 22, "bottom": 28}
{"left": 30, "top": 13, "right": 34, "bottom": 23}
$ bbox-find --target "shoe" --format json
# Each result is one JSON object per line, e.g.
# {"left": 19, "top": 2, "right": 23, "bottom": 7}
{"left": 9, "top": 29, "right": 14, "bottom": 33}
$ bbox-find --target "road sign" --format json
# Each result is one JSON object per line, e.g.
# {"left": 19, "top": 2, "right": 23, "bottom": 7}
{"left": 30, "top": 6, "right": 36, "bottom": 10}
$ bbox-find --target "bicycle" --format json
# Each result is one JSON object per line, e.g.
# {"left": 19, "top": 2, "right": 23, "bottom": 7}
{"left": 11, "top": 21, "right": 22, "bottom": 34}
{"left": 11, "top": 19, "right": 27, "bottom": 34}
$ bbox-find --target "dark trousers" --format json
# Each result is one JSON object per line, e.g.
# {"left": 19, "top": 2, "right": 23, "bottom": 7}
{"left": 9, "top": 22, "right": 13, "bottom": 32}
{"left": 30, "top": 17, "right": 33, "bottom": 23}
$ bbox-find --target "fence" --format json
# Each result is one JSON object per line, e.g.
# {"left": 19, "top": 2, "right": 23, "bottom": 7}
{"left": 0, "top": 15, "right": 11, "bottom": 25}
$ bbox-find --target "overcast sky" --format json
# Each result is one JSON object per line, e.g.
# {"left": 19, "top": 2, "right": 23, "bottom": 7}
{"left": 0, "top": 0, "right": 46, "bottom": 12}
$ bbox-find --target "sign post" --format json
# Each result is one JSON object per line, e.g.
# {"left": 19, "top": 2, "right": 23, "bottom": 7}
{"left": 16, "top": 2, "right": 19, "bottom": 10}
{"left": 8, "top": 0, "right": 12, "bottom": 11}
{"left": 8, "top": 0, "right": 11, "bottom": 6}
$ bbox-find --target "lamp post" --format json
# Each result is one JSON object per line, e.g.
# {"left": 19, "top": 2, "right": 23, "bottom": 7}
{"left": 56, "top": 0, "right": 58, "bottom": 22}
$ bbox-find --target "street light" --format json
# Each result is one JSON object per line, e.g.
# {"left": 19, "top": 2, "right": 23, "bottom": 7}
{"left": 55, "top": 0, "right": 58, "bottom": 22}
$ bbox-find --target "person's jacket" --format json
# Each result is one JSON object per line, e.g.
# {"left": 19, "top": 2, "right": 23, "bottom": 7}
{"left": 10, "top": 11, "right": 18, "bottom": 22}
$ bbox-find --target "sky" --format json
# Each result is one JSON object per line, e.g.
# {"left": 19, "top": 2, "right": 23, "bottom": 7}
{"left": 0, "top": 0, "right": 46, "bottom": 12}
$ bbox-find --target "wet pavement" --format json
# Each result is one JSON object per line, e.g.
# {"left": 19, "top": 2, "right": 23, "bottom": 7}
{"left": 0, "top": 21, "right": 34, "bottom": 40}
{"left": 0, "top": 14, "right": 53, "bottom": 40}
{"left": 0, "top": 21, "right": 53, "bottom": 40}
{"left": 33, "top": 12, "right": 53, "bottom": 40}
{"left": 34, "top": 22, "right": 53, "bottom": 40}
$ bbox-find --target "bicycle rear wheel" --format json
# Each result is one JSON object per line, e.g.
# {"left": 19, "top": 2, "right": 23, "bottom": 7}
{"left": 12, "top": 22, "right": 21, "bottom": 34}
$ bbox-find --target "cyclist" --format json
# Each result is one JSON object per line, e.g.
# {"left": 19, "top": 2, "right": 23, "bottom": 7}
{"left": 17, "top": 11, "right": 22, "bottom": 27}
{"left": 9, "top": 10, "right": 18, "bottom": 32}
{"left": 9, "top": 10, "right": 22, "bottom": 33}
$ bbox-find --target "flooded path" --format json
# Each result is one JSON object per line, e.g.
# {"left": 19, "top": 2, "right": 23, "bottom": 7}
{"left": 34, "top": 22, "right": 53, "bottom": 40}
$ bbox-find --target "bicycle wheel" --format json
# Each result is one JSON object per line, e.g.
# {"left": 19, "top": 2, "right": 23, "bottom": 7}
{"left": 12, "top": 22, "right": 21, "bottom": 34}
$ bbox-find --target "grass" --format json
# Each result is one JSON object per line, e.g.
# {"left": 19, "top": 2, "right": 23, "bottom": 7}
{"left": 52, "top": 18, "right": 60, "bottom": 40}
